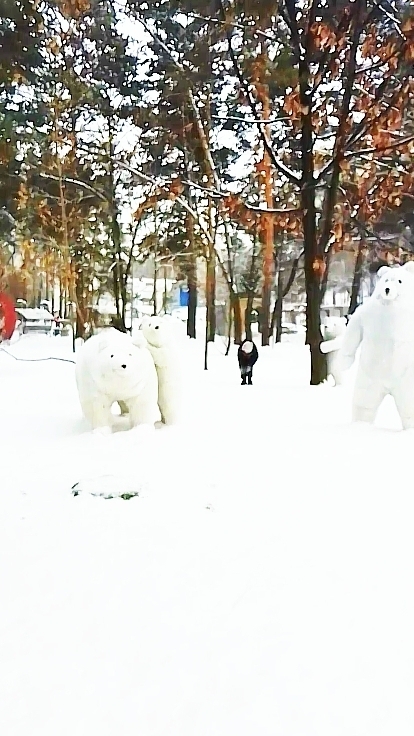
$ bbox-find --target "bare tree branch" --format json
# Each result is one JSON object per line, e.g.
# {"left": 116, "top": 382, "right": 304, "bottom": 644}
{"left": 211, "top": 114, "right": 290, "bottom": 125}
{"left": 180, "top": 178, "right": 300, "bottom": 213}
{"left": 353, "top": 217, "right": 401, "bottom": 249}
{"left": 315, "top": 77, "right": 411, "bottom": 185}
{"left": 116, "top": 160, "right": 237, "bottom": 292}
{"left": 217, "top": 0, "right": 300, "bottom": 186}
{"left": 343, "top": 134, "right": 414, "bottom": 160}
{"left": 38, "top": 172, "right": 108, "bottom": 202}
{"left": 188, "top": 13, "right": 277, "bottom": 41}
{"left": 373, "top": 0, "right": 404, "bottom": 37}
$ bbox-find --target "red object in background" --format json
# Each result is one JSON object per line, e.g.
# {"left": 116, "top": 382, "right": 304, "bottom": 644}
{"left": 0, "top": 292, "right": 17, "bottom": 340}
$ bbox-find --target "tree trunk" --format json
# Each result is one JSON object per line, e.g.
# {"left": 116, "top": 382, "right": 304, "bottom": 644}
{"left": 260, "top": 158, "right": 274, "bottom": 345}
{"left": 299, "top": 35, "right": 327, "bottom": 384}
{"left": 206, "top": 252, "right": 216, "bottom": 342}
{"left": 152, "top": 256, "right": 158, "bottom": 316}
{"left": 113, "top": 259, "right": 121, "bottom": 320}
{"left": 305, "top": 1, "right": 362, "bottom": 383}
{"left": 305, "top": 260, "right": 327, "bottom": 383}
{"left": 349, "top": 241, "right": 366, "bottom": 316}
{"left": 273, "top": 259, "right": 284, "bottom": 343}
{"left": 244, "top": 233, "right": 259, "bottom": 343}
{"left": 225, "top": 298, "right": 232, "bottom": 356}
{"left": 59, "top": 280, "right": 64, "bottom": 318}
{"left": 231, "top": 292, "right": 242, "bottom": 344}
{"left": 110, "top": 216, "right": 125, "bottom": 323}
{"left": 204, "top": 316, "right": 209, "bottom": 370}
{"left": 252, "top": 53, "right": 274, "bottom": 347}
{"left": 187, "top": 276, "right": 197, "bottom": 338}
{"left": 320, "top": 244, "right": 334, "bottom": 304}
{"left": 274, "top": 292, "right": 283, "bottom": 343}
{"left": 163, "top": 265, "right": 168, "bottom": 314}
{"left": 107, "top": 117, "right": 125, "bottom": 327}
{"left": 186, "top": 213, "right": 197, "bottom": 339}
{"left": 270, "top": 249, "right": 303, "bottom": 339}
{"left": 245, "top": 292, "right": 254, "bottom": 341}
{"left": 270, "top": 290, "right": 283, "bottom": 344}
{"left": 75, "top": 263, "right": 86, "bottom": 339}
{"left": 204, "top": 260, "right": 210, "bottom": 370}
{"left": 120, "top": 262, "right": 128, "bottom": 324}
{"left": 304, "top": 248, "right": 327, "bottom": 383}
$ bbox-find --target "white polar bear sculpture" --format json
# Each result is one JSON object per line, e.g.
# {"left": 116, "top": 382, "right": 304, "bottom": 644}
{"left": 75, "top": 327, "right": 159, "bottom": 434}
{"left": 320, "top": 317, "right": 347, "bottom": 385}
{"left": 337, "top": 261, "right": 414, "bottom": 429}
{"left": 136, "top": 316, "right": 182, "bottom": 425}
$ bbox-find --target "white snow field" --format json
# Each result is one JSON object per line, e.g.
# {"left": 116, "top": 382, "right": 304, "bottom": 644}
{"left": 1, "top": 333, "right": 414, "bottom": 736}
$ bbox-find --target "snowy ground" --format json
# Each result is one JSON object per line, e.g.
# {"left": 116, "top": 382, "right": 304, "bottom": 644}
{"left": 1, "top": 333, "right": 414, "bottom": 736}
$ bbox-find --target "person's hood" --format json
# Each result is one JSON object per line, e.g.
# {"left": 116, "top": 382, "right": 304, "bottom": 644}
{"left": 241, "top": 340, "right": 254, "bottom": 353}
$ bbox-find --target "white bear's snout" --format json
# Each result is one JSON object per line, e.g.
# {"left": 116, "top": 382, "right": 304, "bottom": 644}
{"left": 381, "top": 282, "right": 397, "bottom": 301}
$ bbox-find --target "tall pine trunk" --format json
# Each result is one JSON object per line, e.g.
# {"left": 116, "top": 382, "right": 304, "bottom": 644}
{"left": 231, "top": 292, "right": 242, "bottom": 344}
{"left": 273, "top": 263, "right": 284, "bottom": 344}
{"left": 204, "top": 239, "right": 216, "bottom": 369}
{"left": 75, "top": 261, "right": 86, "bottom": 339}
{"left": 187, "top": 276, "right": 197, "bottom": 338}
{"left": 107, "top": 117, "right": 125, "bottom": 327}
{"left": 260, "top": 122, "right": 274, "bottom": 345}
{"left": 271, "top": 249, "right": 303, "bottom": 342}
{"left": 245, "top": 292, "right": 254, "bottom": 341}
{"left": 206, "top": 252, "right": 216, "bottom": 342}
{"left": 59, "top": 277, "right": 64, "bottom": 318}
{"left": 186, "top": 213, "right": 197, "bottom": 339}
{"left": 206, "top": 198, "right": 216, "bottom": 343}
{"left": 349, "top": 240, "right": 366, "bottom": 315}
{"left": 244, "top": 233, "right": 259, "bottom": 343}
{"left": 304, "top": 235, "right": 326, "bottom": 384}
{"left": 252, "top": 48, "right": 274, "bottom": 346}
{"left": 152, "top": 255, "right": 158, "bottom": 316}
{"left": 299, "top": 40, "right": 327, "bottom": 384}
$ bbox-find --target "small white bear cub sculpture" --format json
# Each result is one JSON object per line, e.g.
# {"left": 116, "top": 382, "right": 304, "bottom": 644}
{"left": 75, "top": 327, "right": 159, "bottom": 434}
{"left": 137, "top": 316, "right": 182, "bottom": 425}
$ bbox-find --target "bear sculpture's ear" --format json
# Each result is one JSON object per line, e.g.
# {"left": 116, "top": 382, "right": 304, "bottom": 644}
{"left": 377, "top": 266, "right": 391, "bottom": 279}
{"left": 402, "top": 261, "right": 414, "bottom": 275}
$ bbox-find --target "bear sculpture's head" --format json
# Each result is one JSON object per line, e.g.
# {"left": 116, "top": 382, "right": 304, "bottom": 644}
{"left": 374, "top": 262, "right": 414, "bottom": 304}
{"left": 140, "top": 316, "right": 172, "bottom": 349}
{"left": 324, "top": 316, "right": 346, "bottom": 340}
{"left": 94, "top": 330, "right": 146, "bottom": 398}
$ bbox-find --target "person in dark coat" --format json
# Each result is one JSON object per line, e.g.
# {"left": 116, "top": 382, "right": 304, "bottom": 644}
{"left": 52, "top": 311, "right": 63, "bottom": 337}
{"left": 237, "top": 339, "right": 258, "bottom": 385}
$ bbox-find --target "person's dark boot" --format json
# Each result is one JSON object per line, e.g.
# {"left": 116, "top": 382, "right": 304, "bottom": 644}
{"left": 241, "top": 375, "right": 246, "bottom": 385}
{"left": 248, "top": 377, "right": 253, "bottom": 385}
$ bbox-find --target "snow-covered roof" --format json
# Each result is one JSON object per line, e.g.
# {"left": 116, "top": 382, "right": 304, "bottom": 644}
{"left": 16, "top": 308, "right": 54, "bottom": 321}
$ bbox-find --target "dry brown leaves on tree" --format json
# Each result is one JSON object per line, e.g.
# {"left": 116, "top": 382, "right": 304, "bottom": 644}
{"left": 55, "top": 0, "right": 90, "bottom": 20}
{"left": 132, "top": 179, "right": 185, "bottom": 222}
{"left": 222, "top": 194, "right": 302, "bottom": 236}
